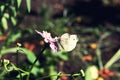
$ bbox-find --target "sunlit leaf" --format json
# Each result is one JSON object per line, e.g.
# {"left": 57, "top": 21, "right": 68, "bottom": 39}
{"left": 17, "top": 0, "right": 22, "bottom": 8}
{"left": 26, "top": 0, "right": 31, "bottom": 12}
{"left": 1, "top": 17, "right": 8, "bottom": 30}
{"left": 31, "top": 66, "right": 40, "bottom": 76}
{"left": 11, "top": 17, "right": 17, "bottom": 26}
{"left": 6, "top": 32, "right": 21, "bottom": 46}
{"left": 3, "top": 13, "right": 9, "bottom": 19}
{"left": 10, "top": 7, "right": 17, "bottom": 17}
{"left": 21, "top": 48, "right": 40, "bottom": 66}
{"left": 0, "top": 5, "right": 5, "bottom": 12}
{"left": 49, "top": 65, "right": 57, "bottom": 80}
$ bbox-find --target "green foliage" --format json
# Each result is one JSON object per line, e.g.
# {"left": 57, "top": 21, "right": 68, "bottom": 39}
{"left": 0, "top": 0, "right": 31, "bottom": 33}
{"left": 1, "top": 17, "right": 8, "bottom": 30}
{"left": 0, "top": 47, "right": 40, "bottom": 66}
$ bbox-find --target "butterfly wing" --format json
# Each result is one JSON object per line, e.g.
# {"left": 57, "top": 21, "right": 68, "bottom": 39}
{"left": 60, "top": 33, "right": 78, "bottom": 51}
{"left": 68, "top": 34, "right": 78, "bottom": 51}
{"left": 60, "top": 33, "right": 69, "bottom": 50}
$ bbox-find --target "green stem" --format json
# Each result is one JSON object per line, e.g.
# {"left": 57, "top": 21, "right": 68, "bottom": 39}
{"left": 26, "top": 74, "right": 30, "bottom": 80}
{"left": 96, "top": 32, "right": 110, "bottom": 70}
{"left": 11, "top": 63, "right": 29, "bottom": 79}
{"left": 16, "top": 67, "right": 29, "bottom": 74}
{"left": 16, "top": 43, "right": 22, "bottom": 67}
{"left": 96, "top": 47, "right": 103, "bottom": 70}
{"left": 16, "top": 68, "right": 29, "bottom": 80}
{"left": 104, "top": 49, "right": 120, "bottom": 68}
{"left": 16, "top": 50, "right": 19, "bottom": 67}
{"left": 55, "top": 72, "right": 61, "bottom": 80}
{"left": 12, "top": 63, "right": 29, "bottom": 73}
{"left": 18, "top": 71, "right": 22, "bottom": 80}
{"left": 29, "top": 44, "right": 47, "bottom": 72}
{"left": 39, "top": 73, "right": 82, "bottom": 79}
{"left": 27, "top": 43, "right": 48, "bottom": 80}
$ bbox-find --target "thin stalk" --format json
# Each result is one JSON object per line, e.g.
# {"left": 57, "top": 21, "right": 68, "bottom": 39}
{"left": 16, "top": 50, "right": 19, "bottom": 67}
{"left": 39, "top": 73, "right": 82, "bottom": 79}
{"left": 96, "top": 47, "right": 103, "bottom": 70}
{"left": 18, "top": 71, "right": 22, "bottom": 80}
{"left": 104, "top": 49, "right": 120, "bottom": 68}
{"left": 55, "top": 72, "right": 61, "bottom": 80}
{"left": 12, "top": 63, "right": 29, "bottom": 74}
{"left": 16, "top": 67, "right": 29, "bottom": 74}
{"left": 96, "top": 32, "right": 110, "bottom": 70}
{"left": 16, "top": 43, "right": 22, "bottom": 67}
{"left": 27, "top": 43, "right": 48, "bottom": 80}
{"left": 29, "top": 44, "right": 47, "bottom": 72}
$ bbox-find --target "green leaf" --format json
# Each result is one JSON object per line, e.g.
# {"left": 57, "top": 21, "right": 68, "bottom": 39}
{"left": 26, "top": 0, "right": 31, "bottom": 12}
{"left": 31, "top": 66, "right": 40, "bottom": 76}
{"left": 20, "top": 48, "right": 40, "bottom": 66}
{"left": 0, "top": 5, "right": 5, "bottom": 12}
{"left": 3, "top": 13, "right": 9, "bottom": 19}
{"left": 57, "top": 53, "right": 68, "bottom": 60}
{"left": 11, "top": 17, "right": 17, "bottom": 26}
{"left": 6, "top": 32, "right": 21, "bottom": 46}
{"left": 1, "top": 17, "right": 8, "bottom": 30}
{"left": 49, "top": 65, "right": 57, "bottom": 80}
{"left": 17, "top": 0, "right": 22, "bottom": 8}
{"left": 10, "top": 7, "right": 17, "bottom": 17}
{"left": 105, "top": 49, "right": 120, "bottom": 68}
{"left": 0, "top": 47, "right": 40, "bottom": 66}
{"left": 51, "top": 50, "right": 68, "bottom": 61}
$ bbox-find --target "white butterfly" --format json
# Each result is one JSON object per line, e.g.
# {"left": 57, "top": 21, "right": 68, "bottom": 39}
{"left": 60, "top": 33, "right": 78, "bottom": 51}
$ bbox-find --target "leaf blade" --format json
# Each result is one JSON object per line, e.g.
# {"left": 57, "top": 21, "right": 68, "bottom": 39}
{"left": 26, "top": 0, "right": 31, "bottom": 12}
{"left": 17, "top": 0, "right": 22, "bottom": 8}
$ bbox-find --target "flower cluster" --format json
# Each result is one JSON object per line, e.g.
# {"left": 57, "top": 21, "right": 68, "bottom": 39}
{"left": 35, "top": 30, "right": 60, "bottom": 51}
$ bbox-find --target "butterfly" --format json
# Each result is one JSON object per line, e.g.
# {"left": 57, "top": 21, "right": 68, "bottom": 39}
{"left": 60, "top": 33, "right": 78, "bottom": 51}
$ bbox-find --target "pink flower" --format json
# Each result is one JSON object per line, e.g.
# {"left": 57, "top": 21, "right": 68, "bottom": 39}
{"left": 35, "top": 30, "right": 60, "bottom": 51}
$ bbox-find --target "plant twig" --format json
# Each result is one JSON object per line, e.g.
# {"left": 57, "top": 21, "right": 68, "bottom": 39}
{"left": 27, "top": 43, "right": 48, "bottom": 80}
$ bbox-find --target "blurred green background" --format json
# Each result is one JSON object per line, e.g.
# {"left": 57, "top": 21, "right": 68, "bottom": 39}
{"left": 0, "top": 0, "right": 120, "bottom": 80}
